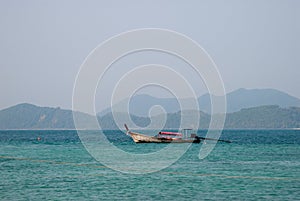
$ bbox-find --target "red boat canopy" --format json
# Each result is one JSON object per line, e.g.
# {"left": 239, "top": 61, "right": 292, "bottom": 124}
{"left": 159, "top": 131, "right": 183, "bottom": 136}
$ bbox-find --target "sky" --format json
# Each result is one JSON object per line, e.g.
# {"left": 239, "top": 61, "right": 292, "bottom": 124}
{"left": 0, "top": 0, "right": 299, "bottom": 111}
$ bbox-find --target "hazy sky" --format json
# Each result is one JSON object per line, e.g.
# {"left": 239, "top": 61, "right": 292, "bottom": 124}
{"left": 0, "top": 0, "right": 299, "bottom": 111}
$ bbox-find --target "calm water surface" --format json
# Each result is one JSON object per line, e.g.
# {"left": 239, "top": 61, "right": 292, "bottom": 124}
{"left": 0, "top": 130, "right": 299, "bottom": 200}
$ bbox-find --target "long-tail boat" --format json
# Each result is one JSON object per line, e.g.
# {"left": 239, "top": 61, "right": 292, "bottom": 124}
{"left": 124, "top": 124, "right": 231, "bottom": 143}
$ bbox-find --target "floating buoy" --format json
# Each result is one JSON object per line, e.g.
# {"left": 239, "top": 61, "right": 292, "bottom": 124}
{"left": 37, "top": 137, "right": 41, "bottom": 141}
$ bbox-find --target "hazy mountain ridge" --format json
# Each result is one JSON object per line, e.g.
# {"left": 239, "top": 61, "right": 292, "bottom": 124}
{"left": 0, "top": 103, "right": 95, "bottom": 129}
{"left": 224, "top": 88, "right": 300, "bottom": 113}
{"left": 1, "top": 88, "right": 300, "bottom": 129}
{"left": 1, "top": 103, "right": 300, "bottom": 130}
{"left": 99, "top": 88, "right": 300, "bottom": 116}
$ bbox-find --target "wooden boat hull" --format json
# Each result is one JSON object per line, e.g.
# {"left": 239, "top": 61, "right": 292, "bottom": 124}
{"left": 129, "top": 132, "right": 200, "bottom": 143}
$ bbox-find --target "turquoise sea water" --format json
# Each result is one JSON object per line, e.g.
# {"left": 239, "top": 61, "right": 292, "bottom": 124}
{"left": 0, "top": 130, "right": 299, "bottom": 200}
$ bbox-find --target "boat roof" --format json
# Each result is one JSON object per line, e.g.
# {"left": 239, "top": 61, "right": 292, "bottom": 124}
{"left": 159, "top": 131, "right": 183, "bottom": 136}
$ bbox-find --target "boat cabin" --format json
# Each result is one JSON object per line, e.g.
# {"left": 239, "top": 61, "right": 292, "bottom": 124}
{"left": 157, "top": 129, "right": 197, "bottom": 140}
{"left": 157, "top": 131, "right": 183, "bottom": 139}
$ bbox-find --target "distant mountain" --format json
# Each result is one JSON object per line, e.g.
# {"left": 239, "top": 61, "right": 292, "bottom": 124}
{"left": 0, "top": 103, "right": 96, "bottom": 129}
{"left": 98, "top": 112, "right": 151, "bottom": 130}
{"left": 99, "top": 88, "right": 300, "bottom": 116}
{"left": 98, "top": 94, "right": 181, "bottom": 117}
{"left": 224, "top": 105, "right": 300, "bottom": 128}
{"left": 98, "top": 105, "right": 300, "bottom": 129}
{"left": 1, "top": 102, "right": 300, "bottom": 130}
{"left": 220, "top": 88, "right": 300, "bottom": 113}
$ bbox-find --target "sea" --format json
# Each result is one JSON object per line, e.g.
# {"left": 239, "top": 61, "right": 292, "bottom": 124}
{"left": 0, "top": 129, "right": 299, "bottom": 201}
